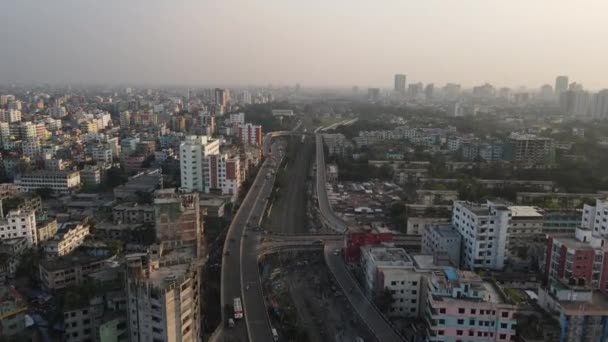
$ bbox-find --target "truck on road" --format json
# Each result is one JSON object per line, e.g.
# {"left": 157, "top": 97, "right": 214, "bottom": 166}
{"left": 271, "top": 327, "right": 279, "bottom": 341}
{"left": 233, "top": 297, "right": 243, "bottom": 319}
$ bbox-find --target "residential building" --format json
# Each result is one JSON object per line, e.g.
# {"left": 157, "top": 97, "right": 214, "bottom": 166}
{"left": 0, "top": 210, "right": 37, "bottom": 247}
{"left": 119, "top": 111, "right": 131, "bottom": 128}
{"left": 126, "top": 254, "right": 200, "bottom": 342}
{"left": 581, "top": 198, "right": 608, "bottom": 236}
{"left": 507, "top": 206, "right": 544, "bottom": 258}
{"left": 37, "top": 218, "right": 58, "bottom": 242}
{"left": 43, "top": 221, "right": 90, "bottom": 258}
{"left": 322, "top": 133, "right": 352, "bottom": 157}
{"left": 560, "top": 90, "right": 592, "bottom": 118}
{"left": 422, "top": 224, "right": 461, "bottom": 267}
{"left": 112, "top": 203, "right": 154, "bottom": 224}
{"left": 394, "top": 74, "right": 406, "bottom": 94}
{"left": 179, "top": 135, "right": 220, "bottom": 193}
{"left": 540, "top": 226, "right": 608, "bottom": 342}
{"left": 15, "top": 170, "right": 81, "bottom": 194}
{"left": 0, "top": 238, "right": 28, "bottom": 279}
{"left": 542, "top": 209, "right": 581, "bottom": 234}
{"left": 503, "top": 133, "right": 555, "bottom": 165}
{"left": 63, "top": 291, "right": 127, "bottom": 342}
{"left": 425, "top": 269, "right": 517, "bottom": 342}
{"left": 229, "top": 112, "right": 245, "bottom": 125}
{"left": 360, "top": 246, "right": 422, "bottom": 317}
{"left": 80, "top": 165, "right": 102, "bottom": 186}
{"left": 555, "top": 76, "right": 569, "bottom": 94}
{"left": 205, "top": 153, "right": 241, "bottom": 198}
{"left": 39, "top": 252, "right": 114, "bottom": 290}
{"left": 452, "top": 201, "right": 510, "bottom": 271}
{"left": 113, "top": 169, "right": 162, "bottom": 201}
{"left": 154, "top": 190, "right": 202, "bottom": 257}
{"left": 237, "top": 123, "right": 262, "bottom": 146}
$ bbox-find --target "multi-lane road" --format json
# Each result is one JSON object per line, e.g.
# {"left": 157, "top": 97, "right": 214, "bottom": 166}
{"left": 315, "top": 133, "right": 347, "bottom": 233}
{"left": 220, "top": 139, "right": 282, "bottom": 342}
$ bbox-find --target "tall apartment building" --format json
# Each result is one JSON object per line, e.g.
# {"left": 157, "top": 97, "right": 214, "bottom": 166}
{"left": 0, "top": 109, "right": 21, "bottom": 123}
{"left": 555, "top": 75, "right": 569, "bottom": 94}
{"left": 237, "top": 123, "right": 262, "bottom": 146}
{"left": 214, "top": 88, "right": 228, "bottom": 106}
{"left": 452, "top": 201, "right": 510, "bottom": 271}
{"left": 581, "top": 198, "right": 608, "bottom": 236}
{"left": 0, "top": 210, "right": 37, "bottom": 247}
{"left": 63, "top": 291, "right": 127, "bottom": 342}
{"left": 394, "top": 74, "right": 406, "bottom": 94}
{"left": 179, "top": 135, "right": 220, "bottom": 193}
{"left": 126, "top": 253, "right": 200, "bottom": 342}
{"left": 119, "top": 111, "right": 131, "bottom": 128}
{"left": 592, "top": 89, "right": 608, "bottom": 120}
{"left": 560, "top": 90, "right": 592, "bottom": 118}
{"left": 15, "top": 170, "right": 81, "bottom": 194}
{"left": 424, "top": 269, "right": 517, "bottom": 342}
{"left": 154, "top": 190, "right": 202, "bottom": 258}
{"left": 503, "top": 133, "right": 555, "bottom": 165}
{"left": 360, "top": 246, "right": 424, "bottom": 317}
{"left": 206, "top": 154, "right": 241, "bottom": 197}
{"left": 540, "top": 226, "right": 608, "bottom": 342}
{"left": 507, "top": 206, "right": 544, "bottom": 258}
{"left": 229, "top": 112, "right": 245, "bottom": 125}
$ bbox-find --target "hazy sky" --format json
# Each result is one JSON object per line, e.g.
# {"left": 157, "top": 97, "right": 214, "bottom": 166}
{"left": 1, "top": 0, "right": 607, "bottom": 89}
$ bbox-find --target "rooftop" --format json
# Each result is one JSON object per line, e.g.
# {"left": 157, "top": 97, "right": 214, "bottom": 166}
{"left": 365, "top": 246, "right": 412, "bottom": 266}
{"left": 509, "top": 206, "right": 543, "bottom": 218}
{"left": 147, "top": 263, "right": 191, "bottom": 288}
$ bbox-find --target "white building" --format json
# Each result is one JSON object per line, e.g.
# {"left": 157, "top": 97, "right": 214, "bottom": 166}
{"left": 43, "top": 221, "right": 90, "bottom": 258}
{"left": 88, "top": 144, "right": 113, "bottom": 163}
{"left": 120, "top": 111, "right": 131, "bottom": 128}
{"left": 582, "top": 198, "right": 608, "bottom": 236}
{"left": 360, "top": 246, "right": 422, "bottom": 317}
{"left": 179, "top": 135, "right": 220, "bottom": 193}
{"left": 0, "top": 109, "right": 21, "bottom": 123}
{"left": 0, "top": 210, "right": 37, "bottom": 247}
{"left": 452, "top": 201, "right": 510, "bottom": 271}
{"left": 15, "top": 170, "right": 81, "bottom": 194}
{"left": 49, "top": 106, "right": 67, "bottom": 119}
{"left": 229, "top": 112, "right": 245, "bottom": 125}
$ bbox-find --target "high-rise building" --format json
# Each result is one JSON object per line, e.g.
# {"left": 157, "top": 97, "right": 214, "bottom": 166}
{"left": 126, "top": 253, "right": 200, "bottom": 342}
{"left": 179, "top": 135, "right": 220, "bottom": 193}
{"left": 424, "top": 83, "right": 434, "bottom": 101}
{"left": 560, "top": 90, "right": 592, "bottom": 118}
{"left": 540, "top": 84, "right": 554, "bottom": 100}
{"left": 394, "top": 74, "right": 406, "bottom": 94}
{"left": 555, "top": 75, "right": 569, "bottom": 94}
{"left": 215, "top": 88, "right": 228, "bottom": 106}
{"left": 540, "top": 209, "right": 608, "bottom": 342}
{"left": 206, "top": 154, "right": 241, "bottom": 198}
{"left": 367, "top": 88, "right": 380, "bottom": 102}
{"left": 592, "top": 89, "right": 608, "bottom": 120}
{"left": 237, "top": 123, "right": 262, "bottom": 146}
{"left": 452, "top": 201, "right": 510, "bottom": 270}
{"left": 120, "top": 111, "right": 131, "bottom": 128}
{"left": 443, "top": 83, "right": 461, "bottom": 100}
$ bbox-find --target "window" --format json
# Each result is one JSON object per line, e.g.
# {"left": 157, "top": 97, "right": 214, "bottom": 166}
{"left": 471, "top": 309, "right": 476, "bottom": 314}
{"left": 457, "top": 330, "right": 463, "bottom": 336}
{"left": 501, "top": 323, "right": 508, "bottom": 329}
{"left": 458, "top": 308, "right": 465, "bottom": 314}
{"left": 457, "top": 319, "right": 464, "bottom": 325}
{"left": 440, "top": 308, "right": 446, "bottom": 314}
{"left": 502, "top": 312, "right": 509, "bottom": 318}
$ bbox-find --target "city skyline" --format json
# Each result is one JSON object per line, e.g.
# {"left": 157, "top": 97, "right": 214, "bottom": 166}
{"left": 1, "top": 1, "right": 607, "bottom": 89}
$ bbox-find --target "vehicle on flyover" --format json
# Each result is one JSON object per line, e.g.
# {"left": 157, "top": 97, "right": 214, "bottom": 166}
{"left": 233, "top": 297, "right": 243, "bottom": 319}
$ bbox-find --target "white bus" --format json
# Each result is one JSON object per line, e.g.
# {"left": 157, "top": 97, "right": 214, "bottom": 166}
{"left": 271, "top": 327, "right": 279, "bottom": 341}
{"left": 233, "top": 297, "right": 243, "bottom": 319}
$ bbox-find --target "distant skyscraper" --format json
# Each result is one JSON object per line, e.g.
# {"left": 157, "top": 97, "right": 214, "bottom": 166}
{"left": 424, "top": 83, "right": 434, "bottom": 101}
{"left": 394, "top": 74, "right": 406, "bottom": 94}
{"left": 540, "top": 84, "right": 554, "bottom": 100}
{"left": 214, "top": 88, "right": 228, "bottom": 106}
{"left": 555, "top": 76, "right": 568, "bottom": 94}
{"left": 368, "top": 88, "right": 380, "bottom": 102}
{"left": 592, "top": 90, "right": 608, "bottom": 120}
{"left": 560, "top": 90, "right": 591, "bottom": 118}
